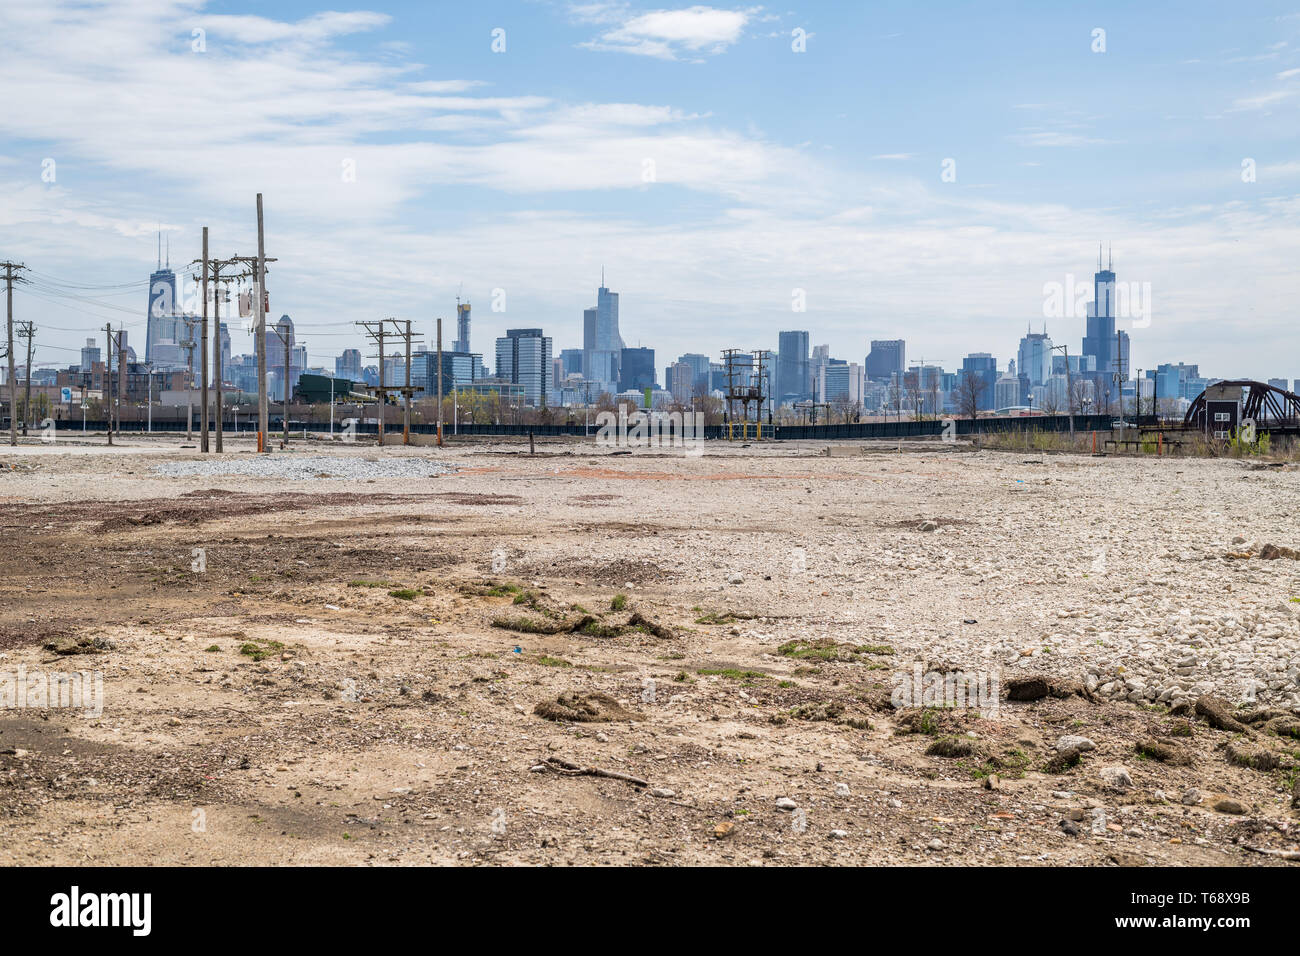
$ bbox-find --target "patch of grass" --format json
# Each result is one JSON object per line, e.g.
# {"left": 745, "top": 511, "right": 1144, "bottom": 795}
{"left": 536, "top": 656, "right": 573, "bottom": 668}
{"left": 204, "top": 645, "right": 221, "bottom": 652}
{"left": 694, "top": 610, "right": 752, "bottom": 625}
{"left": 388, "top": 588, "right": 422, "bottom": 600}
{"left": 776, "top": 638, "right": 894, "bottom": 662}
{"left": 238, "top": 639, "right": 285, "bottom": 662}
{"left": 348, "top": 579, "right": 399, "bottom": 589}
{"left": 490, "top": 615, "right": 570, "bottom": 635}
{"left": 458, "top": 582, "right": 521, "bottom": 597}
{"left": 610, "top": 593, "right": 628, "bottom": 612}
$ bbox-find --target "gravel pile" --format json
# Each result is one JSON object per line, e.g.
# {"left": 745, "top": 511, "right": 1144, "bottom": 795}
{"left": 152, "top": 454, "right": 456, "bottom": 481}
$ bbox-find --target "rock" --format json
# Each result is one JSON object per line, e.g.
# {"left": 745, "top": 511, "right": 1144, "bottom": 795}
{"left": 1259, "top": 543, "right": 1300, "bottom": 560}
{"left": 1213, "top": 798, "right": 1247, "bottom": 815}
{"left": 828, "top": 829, "right": 848, "bottom": 840}
{"left": 775, "top": 797, "right": 798, "bottom": 811}
{"left": 727, "top": 573, "right": 744, "bottom": 585}
{"left": 648, "top": 787, "right": 675, "bottom": 799}
{"left": 918, "top": 520, "right": 938, "bottom": 532}
{"left": 835, "top": 782, "right": 851, "bottom": 796}
{"left": 1181, "top": 787, "right": 1203, "bottom": 806}
{"left": 1100, "top": 766, "right": 1134, "bottom": 791}
{"left": 1059, "top": 818, "right": 1081, "bottom": 836}
{"left": 1055, "top": 735, "right": 1096, "bottom": 753}
{"left": 982, "top": 774, "right": 1000, "bottom": 790}
{"left": 927, "top": 838, "right": 945, "bottom": 850}
{"left": 713, "top": 821, "right": 735, "bottom": 839}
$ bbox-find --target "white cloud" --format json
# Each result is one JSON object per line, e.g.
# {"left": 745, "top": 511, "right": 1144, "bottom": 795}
{"left": 578, "top": 5, "right": 754, "bottom": 60}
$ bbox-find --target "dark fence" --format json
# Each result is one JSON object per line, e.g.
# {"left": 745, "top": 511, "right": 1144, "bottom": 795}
{"left": 63, "top": 413, "right": 1125, "bottom": 440}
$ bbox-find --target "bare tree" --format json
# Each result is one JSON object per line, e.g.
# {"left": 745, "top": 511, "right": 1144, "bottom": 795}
{"left": 957, "top": 373, "right": 984, "bottom": 420}
{"left": 904, "top": 370, "right": 922, "bottom": 421}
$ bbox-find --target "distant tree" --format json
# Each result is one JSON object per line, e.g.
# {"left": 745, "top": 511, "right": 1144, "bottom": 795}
{"left": 957, "top": 373, "right": 984, "bottom": 420}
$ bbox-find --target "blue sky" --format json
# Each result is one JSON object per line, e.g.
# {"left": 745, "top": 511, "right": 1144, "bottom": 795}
{"left": 2, "top": 0, "right": 1298, "bottom": 380}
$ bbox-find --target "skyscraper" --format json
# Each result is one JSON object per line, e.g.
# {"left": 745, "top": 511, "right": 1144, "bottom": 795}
{"left": 865, "top": 340, "right": 906, "bottom": 382}
{"left": 496, "top": 328, "right": 553, "bottom": 406}
{"left": 80, "top": 338, "right": 100, "bottom": 372}
{"left": 777, "top": 330, "right": 810, "bottom": 405}
{"left": 582, "top": 278, "right": 623, "bottom": 397}
{"left": 453, "top": 299, "right": 471, "bottom": 354}
{"left": 1082, "top": 245, "right": 1120, "bottom": 410}
{"left": 336, "top": 348, "right": 362, "bottom": 381}
{"left": 146, "top": 235, "right": 180, "bottom": 367}
{"left": 1017, "top": 326, "right": 1053, "bottom": 388}
{"left": 619, "top": 347, "right": 655, "bottom": 393}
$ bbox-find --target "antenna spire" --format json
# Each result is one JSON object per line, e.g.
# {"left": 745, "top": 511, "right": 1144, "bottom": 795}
{"left": 1108, "top": 242, "right": 1112, "bottom": 271}
{"left": 157, "top": 228, "right": 161, "bottom": 270}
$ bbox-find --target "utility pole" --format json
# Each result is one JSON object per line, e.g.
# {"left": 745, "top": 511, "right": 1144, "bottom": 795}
{"left": 200, "top": 227, "right": 209, "bottom": 452}
{"left": 357, "top": 319, "right": 422, "bottom": 446}
{"left": 17, "top": 320, "right": 34, "bottom": 436}
{"left": 104, "top": 325, "right": 123, "bottom": 446}
{"left": 404, "top": 319, "right": 412, "bottom": 444}
{"left": 436, "top": 317, "right": 443, "bottom": 446}
{"left": 2, "top": 261, "right": 27, "bottom": 446}
{"left": 256, "top": 194, "right": 268, "bottom": 453}
{"left": 213, "top": 271, "right": 225, "bottom": 452}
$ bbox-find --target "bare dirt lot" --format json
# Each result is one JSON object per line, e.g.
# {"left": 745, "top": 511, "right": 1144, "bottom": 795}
{"left": 1, "top": 434, "right": 1298, "bottom": 866}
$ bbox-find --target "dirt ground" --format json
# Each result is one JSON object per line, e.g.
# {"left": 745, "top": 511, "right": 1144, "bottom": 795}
{"left": 1, "top": 433, "right": 1298, "bottom": 866}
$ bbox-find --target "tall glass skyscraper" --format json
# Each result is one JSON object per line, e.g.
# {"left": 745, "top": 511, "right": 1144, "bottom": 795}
{"left": 777, "top": 330, "right": 810, "bottom": 404}
{"left": 582, "top": 279, "right": 623, "bottom": 397}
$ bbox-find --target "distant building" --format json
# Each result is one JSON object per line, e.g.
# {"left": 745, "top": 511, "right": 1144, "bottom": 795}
{"left": 668, "top": 362, "right": 693, "bottom": 404}
{"left": 453, "top": 300, "right": 472, "bottom": 354}
{"left": 960, "top": 353, "right": 998, "bottom": 412}
{"left": 336, "top": 348, "right": 362, "bottom": 381}
{"left": 1267, "top": 377, "right": 1289, "bottom": 392}
{"left": 495, "top": 328, "right": 553, "bottom": 406}
{"left": 582, "top": 281, "right": 622, "bottom": 397}
{"left": 619, "top": 347, "right": 656, "bottom": 393}
{"left": 80, "top": 338, "right": 100, "bottom": 372}
{"left": 411, "top": 350, "right": 483, "bottom": 397}
{"left": 818, "top": 361, "right": 866, "bottom": 407}
{"left": 1017, "top": 326, "right": 1053, "bottom": 388}
{"left": 777, "top": 330, "right": 810, "bottom": 404}
{"left": 676, "top": 353, "right": 712, "bottom": 391}
{"left": 865, "top": 339, "right": 906, "bottom": 382}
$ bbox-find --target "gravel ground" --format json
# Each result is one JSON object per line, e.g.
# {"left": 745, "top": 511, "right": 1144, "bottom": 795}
{"left": 151, "top": 453, "right": 458, "bottom": 481}
{"left": 0, "top": 435, "right": 1297, "bottom": 866}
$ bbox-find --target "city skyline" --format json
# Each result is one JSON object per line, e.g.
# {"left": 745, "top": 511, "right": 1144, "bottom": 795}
{"left": 2, "top": 2, "right": 1298, "bottom": 380}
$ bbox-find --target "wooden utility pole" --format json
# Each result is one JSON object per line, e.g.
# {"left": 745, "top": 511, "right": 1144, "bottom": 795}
{"left": 104, "top": 325, "right": 124, "bottom": 445}
{"left": 403, "top": 320, "right": 413, "bottom": 444}
{"left": 436, "top": 317, "right": 443, "bottom": 447}
{"left": 255, "top": 193, "right": 268, "bottom": 453}
{"left": 357, "top": 319, "right": 422, "bottom": 446}
{"left": 213, "top": 270, "right": 224, "bottom": 452}
{"left": 200, "top": 227, "right": 209, "bottom": 452}
{"left": 17, "top": 320, "right": 34, "bottom": 436}
{"left": 1, "top": 261, "right": 26, "bottom": 446}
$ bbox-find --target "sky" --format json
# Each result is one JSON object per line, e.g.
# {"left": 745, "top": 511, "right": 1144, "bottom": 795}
{"left": 1, "top": 0, "right": 1298, "bottom": 381}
